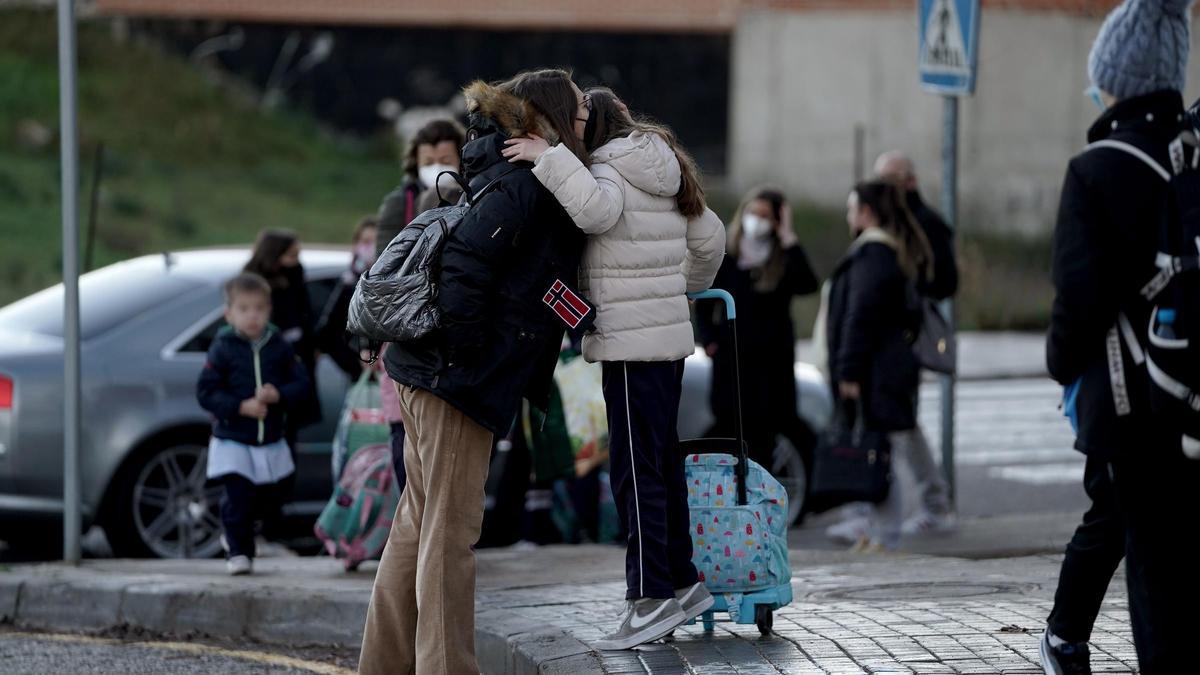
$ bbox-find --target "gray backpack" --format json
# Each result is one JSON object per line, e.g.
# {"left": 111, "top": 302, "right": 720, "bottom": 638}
{"left": 347, "top": 171, "right": 509, "bottom": 344}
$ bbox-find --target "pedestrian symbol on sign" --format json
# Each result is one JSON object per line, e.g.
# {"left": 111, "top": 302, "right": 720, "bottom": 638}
{"left": 921, "top": 0, "right": 968, "bottom": 74}
{"left": 918, "top": 0, "right": 979, "bottom": 95}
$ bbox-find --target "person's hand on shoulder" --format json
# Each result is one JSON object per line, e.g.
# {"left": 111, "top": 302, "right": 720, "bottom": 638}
{"left": 502, "top": 135, "right": 551, "bottom": 164}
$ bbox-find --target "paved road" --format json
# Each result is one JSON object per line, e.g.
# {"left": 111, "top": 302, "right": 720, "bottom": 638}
{"left": 917, "top": 377, "right": 1086, "bottom": 519}
{"left": 0, "top": 628, "right": 355, "bottom": 674}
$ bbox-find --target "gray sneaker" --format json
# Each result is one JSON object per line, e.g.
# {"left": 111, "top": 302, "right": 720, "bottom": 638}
{"left": 675, "top": 582, "right": 715, "bottom": 621}
{"left": 594, "top": 597, "right": 687, "bottom": 651}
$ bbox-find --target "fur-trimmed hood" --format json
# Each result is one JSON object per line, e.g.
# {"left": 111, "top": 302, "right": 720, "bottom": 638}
{"left": 463, "top": 80, "right": 561, "bottom": 145}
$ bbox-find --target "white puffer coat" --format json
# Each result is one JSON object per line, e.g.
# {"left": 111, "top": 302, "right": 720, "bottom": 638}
{"left": 532, "top": 131, "right": 726, "bottom": 362}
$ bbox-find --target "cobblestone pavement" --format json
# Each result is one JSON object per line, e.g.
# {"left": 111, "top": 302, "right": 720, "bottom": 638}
{"left": 478, "top": 554, "right": 1136, "bottom": 674}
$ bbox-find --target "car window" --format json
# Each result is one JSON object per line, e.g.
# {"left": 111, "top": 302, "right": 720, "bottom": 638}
{"left": 178, "top": 313, "right": 227, "bottom": 354}
{"left": 0, "top": 257, "right": 200, "bottom": 340}
{"left": 177, "top": 276, "right": 340, "bottom": 354}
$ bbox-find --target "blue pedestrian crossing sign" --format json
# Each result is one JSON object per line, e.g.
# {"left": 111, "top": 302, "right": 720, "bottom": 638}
{"left": 919, "top": 0, "right": 980, "bottom": 95}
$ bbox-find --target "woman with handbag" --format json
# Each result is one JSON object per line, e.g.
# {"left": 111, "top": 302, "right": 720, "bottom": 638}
{"left": 825, "top": 179, "right": 933, "bottom": 552}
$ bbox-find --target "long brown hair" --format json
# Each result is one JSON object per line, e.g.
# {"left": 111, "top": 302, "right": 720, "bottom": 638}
{"left": 852, "top": 180, "right": 933, "bottom": 282}
{"left": 402, "top": 119, "right": 465, "bottom": 183}
{"left": 500, "top": 69, "right": 591, "bottom": 164}
{"left": 583, "top": 87, "right": 706, "bottom": 219}
{"left": 245, "top": 229, "right": 299, "bottom": 289}
{"left": 728, "top": 187, "right": 790, "bottom": 292}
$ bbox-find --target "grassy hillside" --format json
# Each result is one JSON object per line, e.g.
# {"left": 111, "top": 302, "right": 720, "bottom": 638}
{"left": 0, "top": 9, "right": 399, "bottom": 306}
{"left": 0, "top": 9, "right": 1050, "bottom": 331}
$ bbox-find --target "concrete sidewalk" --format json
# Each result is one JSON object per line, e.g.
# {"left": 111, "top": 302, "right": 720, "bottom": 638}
{"left": 0, "top": 536, "right": 1136, "bottom": 673}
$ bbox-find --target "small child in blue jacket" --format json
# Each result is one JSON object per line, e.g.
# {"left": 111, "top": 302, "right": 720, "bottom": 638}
{"left": 197, "top": 273, "right": 310, "bottom": 575}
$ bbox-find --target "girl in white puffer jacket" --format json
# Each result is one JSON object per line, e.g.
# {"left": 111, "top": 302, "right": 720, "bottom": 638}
{"left": 504, "top": 88, "right": 726, "bottom": 650}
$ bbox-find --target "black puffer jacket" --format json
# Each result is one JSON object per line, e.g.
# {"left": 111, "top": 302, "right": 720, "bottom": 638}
{"left": 907, "top": 192, "right": 959, "bottom": 301}
{"left": 696, "top": 246, "right": 818, "bottom": 452}
{"left": 384, "top": 82, "right": 586, "bottom": 435}
{"left": 196, "top": 327, "right": 311, "bottom": 446}
{"left": 827, "top": 236, "right": 922, "bottom": 432}
{"left": 1047, "top": 90, "right": 1185, "bottom": 458}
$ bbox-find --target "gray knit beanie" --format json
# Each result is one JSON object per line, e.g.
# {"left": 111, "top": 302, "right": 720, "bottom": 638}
{"left": 1089, "top": 0, "right": 1195, "bottom": 100}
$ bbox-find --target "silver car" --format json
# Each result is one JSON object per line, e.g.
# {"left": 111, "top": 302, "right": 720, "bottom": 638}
{"left": 0, "top": 248, "right": 831, "bottom": 559}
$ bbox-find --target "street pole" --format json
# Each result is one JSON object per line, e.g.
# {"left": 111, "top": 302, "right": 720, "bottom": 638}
{"left": 939, "top": 95, "right": 958, "bottom": 504}
{"left": 58, "top": 0, "right": 82, "bottom": 564}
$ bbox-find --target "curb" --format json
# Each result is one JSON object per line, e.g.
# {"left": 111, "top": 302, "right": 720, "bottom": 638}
{"left": 0, "top": 572, "right": 367, "bottom": 648}
{"left": 0, "top": 569, "right": 603, "bottom": 674}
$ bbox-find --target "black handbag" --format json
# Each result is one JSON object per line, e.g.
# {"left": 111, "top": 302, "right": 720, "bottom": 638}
{"left": 809, "top": 400, "right": 892, "bottom": 511}
{"left": 913, "top": 297, "right": 956, "bottom": 375}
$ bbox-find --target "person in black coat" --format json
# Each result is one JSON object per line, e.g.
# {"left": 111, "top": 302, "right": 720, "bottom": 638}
{"left": 374, "top": 119, "right": 466, "bottom": 260}
{"left": 696, "top": 188, "right": 818, "bottom": 473}
{"left": 360, "top": 70, "right": 589, "bottom": 675}
{"left": 1041, "top": 68, "right": 1200, "bottom": 675}
{"left": 866, "top": 151, "right": 958, "bottom": 536}
{"left": 826, "top": 180, "right": 931, "bottom": 552}
{"left": 244, "top": 229, "right": 321, "bottom": 428}
{"left": 314, "top": 216, "right": 378, "bottom": 380}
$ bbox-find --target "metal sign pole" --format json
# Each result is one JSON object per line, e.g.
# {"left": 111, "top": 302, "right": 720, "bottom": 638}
{"left": 58, "top": 0, "right": 82, "bottom": 564}
{"left": 939, "top": 95, "right": 958, "bottom": 503}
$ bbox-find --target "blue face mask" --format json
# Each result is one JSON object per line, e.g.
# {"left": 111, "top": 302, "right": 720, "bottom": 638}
{"left": 1085, "top": 85, "right": 1107, "bottom": 113}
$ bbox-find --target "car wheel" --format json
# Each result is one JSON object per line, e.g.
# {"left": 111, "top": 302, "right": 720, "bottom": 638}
{"left": 106, "top": 440, "right": 224, "bottom": 559}
{"left": 772, "top": 434, "right": 809, "bottom": 528}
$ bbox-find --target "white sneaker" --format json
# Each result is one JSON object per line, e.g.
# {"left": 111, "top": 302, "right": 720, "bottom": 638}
{"left": 901, "top": 510, "right": 957, "bottom": 536}
{"left": 675, "top": 582, "right": 715, "bottom": 621}
{"left": 226, "top": 555, "right": 252, "bottom": 576}
{"left": 825, "top": 515, "right": 870, "bottom": 544}
{"left": 594, "top": 598, "right": 687, "bottom": 651}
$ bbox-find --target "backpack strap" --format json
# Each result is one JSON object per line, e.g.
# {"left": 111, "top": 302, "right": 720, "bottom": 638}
{"left": 1086, "top": 139, "right": 1173, "bottom": 182}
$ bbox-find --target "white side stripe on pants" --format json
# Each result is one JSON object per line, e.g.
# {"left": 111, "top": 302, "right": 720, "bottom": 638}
{"left": 624, "top": 363, "right": 645, "bottom": 597}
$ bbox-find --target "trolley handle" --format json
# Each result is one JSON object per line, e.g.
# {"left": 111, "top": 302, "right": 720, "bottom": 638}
{"left": 689, "top": 289, "right": 749, "bottom": 506}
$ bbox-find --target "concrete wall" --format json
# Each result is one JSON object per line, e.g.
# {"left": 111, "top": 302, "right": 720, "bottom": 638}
{"left": 730, "top": 9, "right": 1200, "bottom": 235}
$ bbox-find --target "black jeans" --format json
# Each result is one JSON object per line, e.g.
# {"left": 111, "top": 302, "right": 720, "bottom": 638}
{"left": 603, "top": 360, "right": 699, "bottom": 600}
{"left": 1111, "top": 448, "right": 1200, "bottom": 673}
{"left": 1047, "top": 456, "right": 1126, "bottom": 643}
{"left": 219, "top": 474, "right": 287, "bottom": 559}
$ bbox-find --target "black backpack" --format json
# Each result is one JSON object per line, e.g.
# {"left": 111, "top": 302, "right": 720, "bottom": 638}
{"left": 1090, "top": 106, "right": 1200, "bottom": 458}
{"left": 347, "top": 171, "right": 509, "bottom": 345}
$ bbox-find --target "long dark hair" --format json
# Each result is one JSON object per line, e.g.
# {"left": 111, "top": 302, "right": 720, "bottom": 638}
{"left": 852, "top": 180, "right": 933, "bottom": 282}
{"left": 502, "top": 69, "right": 590, "bottom": 164}
{"left": 245, "top": 229, "right": 299, "bottom": 289}
{"left": 402, "top": 119, "right": 465, "bottom": 183}
{"left": 728, "top": 187, "right": 789, "bottom": 292}
{"left": 583, "top": 87, "right": 706, "bottom": 219}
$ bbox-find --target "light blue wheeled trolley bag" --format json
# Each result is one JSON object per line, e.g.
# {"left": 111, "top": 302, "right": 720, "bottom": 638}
{"left": 683, "top": 290, "right": 793, "bottom": 636}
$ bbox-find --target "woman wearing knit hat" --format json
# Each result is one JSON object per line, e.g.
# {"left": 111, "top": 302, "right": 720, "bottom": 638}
{"left": 1044, "top": 1, "right": 1198, "bottom": 673}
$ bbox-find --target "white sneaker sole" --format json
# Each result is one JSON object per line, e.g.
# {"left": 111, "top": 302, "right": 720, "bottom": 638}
{"left": 594, "top": 609, "right": 687, "bottom": 651}
{"left": 681, "top": 592, "right": 716, "bottom": 621}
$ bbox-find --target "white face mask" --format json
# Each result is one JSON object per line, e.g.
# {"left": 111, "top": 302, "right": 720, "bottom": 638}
{"left": 418, "top": 163, "right": 457, "bottom": 191}
{"left": 742, "top": 214, "right": 773, "bottom": 240}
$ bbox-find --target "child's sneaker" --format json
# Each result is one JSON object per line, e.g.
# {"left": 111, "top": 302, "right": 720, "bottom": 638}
{"left": 674, "top": 582, "right": 715, "bottom": 621}
{"left": 226, "top": 555, "right": 252, "bottom": 576}
{"left": 594, "top": 598, "right": 686, "bottom": 651}
{"left": 901, "top": 510, "right": 957, "bottom": 536}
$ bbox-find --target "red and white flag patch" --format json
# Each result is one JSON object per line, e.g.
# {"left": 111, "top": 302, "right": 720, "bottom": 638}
{"left": 542, "top": 279, "right": 594, "bottom": 330}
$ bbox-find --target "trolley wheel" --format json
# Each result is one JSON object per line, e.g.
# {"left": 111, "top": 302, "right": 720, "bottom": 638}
{"left": 755, "top": 605, "right": 774, "bottom": 636}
